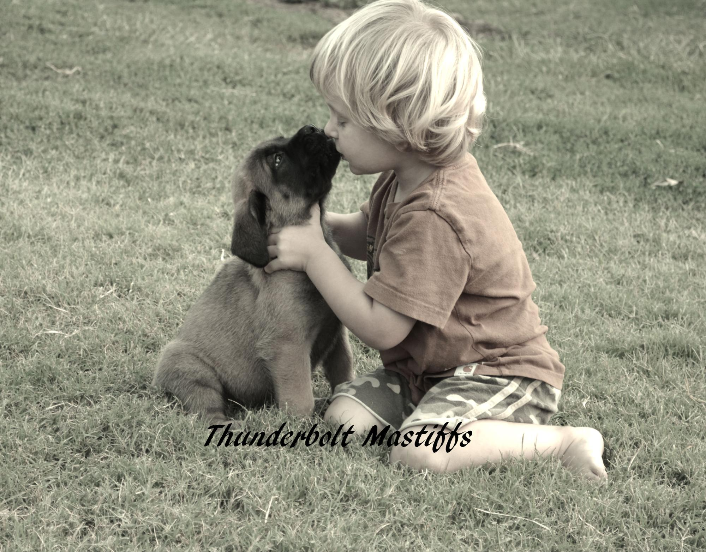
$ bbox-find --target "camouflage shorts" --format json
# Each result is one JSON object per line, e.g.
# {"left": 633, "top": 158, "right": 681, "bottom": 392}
{"left": 329, "top": 364, "right": 561, "bottom": 432}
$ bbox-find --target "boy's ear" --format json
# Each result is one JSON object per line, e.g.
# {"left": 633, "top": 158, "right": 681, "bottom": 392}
{"left": 231, "top": 191, "right": 270, "bottom": 268}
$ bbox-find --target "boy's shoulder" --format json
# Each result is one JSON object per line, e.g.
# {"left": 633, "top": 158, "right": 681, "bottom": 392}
{"left": 372, "top": 153, "right": 520, "bottom": 254}
{"left": 387, "top": 153, "right": 505, "bottom": 222}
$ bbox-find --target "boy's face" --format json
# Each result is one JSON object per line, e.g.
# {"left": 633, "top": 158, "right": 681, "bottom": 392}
{"left": 323, "top": 96, "right": 404, "bottom": 176}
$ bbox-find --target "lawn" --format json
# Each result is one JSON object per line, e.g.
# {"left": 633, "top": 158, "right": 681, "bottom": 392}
{"left": 0, "top": 0, "right": 705, "bottom": 549}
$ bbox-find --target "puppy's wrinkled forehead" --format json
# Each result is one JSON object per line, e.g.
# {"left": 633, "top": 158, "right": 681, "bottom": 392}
{"left": 232, "top": 127, "right": 339, "bottom": 223}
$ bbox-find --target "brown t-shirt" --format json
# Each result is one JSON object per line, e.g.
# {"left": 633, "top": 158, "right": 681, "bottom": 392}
{"left": 360, "top": 152, "right": 565, "bottom": 404}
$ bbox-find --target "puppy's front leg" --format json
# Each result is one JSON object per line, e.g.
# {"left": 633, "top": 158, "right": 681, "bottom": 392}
{"left": 269, "top": 344, "right": 315, "bottom": 416}
{"left": 322, "top": 327, "right": 354, "bottom": 391}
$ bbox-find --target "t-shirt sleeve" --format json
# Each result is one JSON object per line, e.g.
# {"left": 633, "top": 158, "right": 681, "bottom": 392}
{"left": 363, "top": 209, "right": 470, "bottom": 328}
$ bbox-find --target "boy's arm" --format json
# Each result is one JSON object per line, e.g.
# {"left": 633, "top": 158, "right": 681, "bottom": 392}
{"left": 265, "top": 204, "right": 413, "bottom": 350}
{"left": 325, "top": 211, "right": 367, "bottom": 262}
{"left": 305, "top": 246, "right": 415, "bottom": 351}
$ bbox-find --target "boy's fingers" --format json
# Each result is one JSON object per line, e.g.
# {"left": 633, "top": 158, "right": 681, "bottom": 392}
{"left": 264, "top": 259, "right": 279, "bottom": 274}
{"left": 267, "top": 245, "right": 278, "bottom": 258}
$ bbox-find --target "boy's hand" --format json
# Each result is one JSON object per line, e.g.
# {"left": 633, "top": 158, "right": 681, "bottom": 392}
{"left": 264, "top": 203, "right": 327, "bottom": 274}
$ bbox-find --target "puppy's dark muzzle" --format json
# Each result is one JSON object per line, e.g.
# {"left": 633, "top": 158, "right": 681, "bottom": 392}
{"left": 297, "top": 125, "right": 340, "bottom": 162}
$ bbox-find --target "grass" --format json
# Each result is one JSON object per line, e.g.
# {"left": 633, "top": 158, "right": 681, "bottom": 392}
{"left": 0, "top": 0, "right": 705, "bottom": 549}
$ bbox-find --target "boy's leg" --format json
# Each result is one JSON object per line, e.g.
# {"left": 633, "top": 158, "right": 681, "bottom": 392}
{"left": 389, "top": 420, "right": 607, "bottom": 480}
{"left": 324, "top": 396, "right": 382, "bottom": 436}
{"left": 324, "top": 367, "right": 416, "bottom": 434}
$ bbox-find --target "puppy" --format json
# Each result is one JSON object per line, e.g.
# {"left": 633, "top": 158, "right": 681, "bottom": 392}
{"left": 154, "top": 125, "right": 354, "bottom": 423}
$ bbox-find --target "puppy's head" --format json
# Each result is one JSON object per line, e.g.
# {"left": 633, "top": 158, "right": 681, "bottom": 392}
{"left": 230, "top": 125, "right": 340, "bottom": 267}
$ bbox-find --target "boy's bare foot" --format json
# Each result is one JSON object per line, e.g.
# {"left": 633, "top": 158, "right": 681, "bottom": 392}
{"left": 560, "top": 427, "right": 608, "bottom": 480}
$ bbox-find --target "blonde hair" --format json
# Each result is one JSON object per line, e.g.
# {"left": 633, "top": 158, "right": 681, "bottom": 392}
{"left": 310, "top": 0, "right": 486, "bottom": 167}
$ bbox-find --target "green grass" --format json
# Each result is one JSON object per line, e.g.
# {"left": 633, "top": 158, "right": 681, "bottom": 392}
{"left": 1, "top": 0, "right": 705, "bottom": 549}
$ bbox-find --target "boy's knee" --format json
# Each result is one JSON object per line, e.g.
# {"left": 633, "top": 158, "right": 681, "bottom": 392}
{"left": 324, "top": 396, "right": 381, "bottom": 436}
{"left": 390, "top": 442, "right": 453, "bottom": 474}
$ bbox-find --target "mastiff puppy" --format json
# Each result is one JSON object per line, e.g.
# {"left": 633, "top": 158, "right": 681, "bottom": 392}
{"left": 154, "top": 125, "right": 354, "bottom": 423}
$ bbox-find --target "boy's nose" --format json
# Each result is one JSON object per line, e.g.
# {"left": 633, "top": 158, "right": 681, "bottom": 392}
{"left": 324, "top": 119, "right": 337, "bottom": 140}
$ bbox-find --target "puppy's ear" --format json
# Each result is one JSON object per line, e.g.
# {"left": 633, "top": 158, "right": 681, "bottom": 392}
{"left": 231, "top": 191, "right": 270, "bottom": 267}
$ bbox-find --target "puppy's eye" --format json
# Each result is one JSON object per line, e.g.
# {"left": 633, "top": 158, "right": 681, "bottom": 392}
{"left": 273, "top": 153, "right": 283, "bottom": 168}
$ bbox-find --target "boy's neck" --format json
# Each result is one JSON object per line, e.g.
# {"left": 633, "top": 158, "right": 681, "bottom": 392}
{"left": 392, "top": 153, "right": 437, "bottom": 203}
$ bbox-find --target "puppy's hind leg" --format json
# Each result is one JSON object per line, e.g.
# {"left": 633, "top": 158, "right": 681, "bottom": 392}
{"left": 321, "top": 328, "right": 354, "bottom": 392}
{"left": 153, "top": 340, "right": 229, "bottom": 425}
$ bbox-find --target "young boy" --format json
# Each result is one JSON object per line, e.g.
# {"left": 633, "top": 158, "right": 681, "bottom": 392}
{"left": 264, "top": 0, "right": 607, "bottom": 480}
